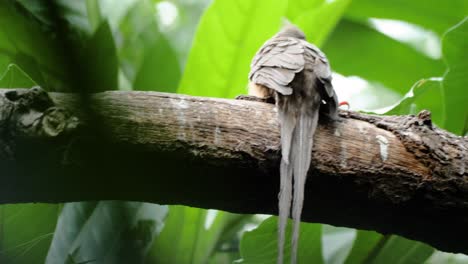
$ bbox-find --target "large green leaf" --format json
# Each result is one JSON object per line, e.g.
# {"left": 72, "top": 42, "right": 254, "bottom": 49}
{"left": 345, "top": 233, "right": 434, "bottom": 264}
{"left": 321, "top": 225, "right": 356, "bottom": 264}
{"left": 426, "top": 251, "right": 468, "bottom": 264}
{"left": 0, "top": 1, "right": 69, "bottom": 90}
{"left": 178, "top": 0, "right": 287, "bottom": 98}
{"left": 153, "top": 0, "right": 211, "bottom": 67}
{"left": 0, "top": 204, "right": 59, "bottom": 264}
{"left": 55, "top": 0, "right": 93, "bottom": 35}
{"left": 0, "top": 64, "right": 37, "bottom": 88}
{"left": 365, "top": 236, "right": 434, "bottom": 264}
{"left": 238, "top": 217, "right": 322, "bottom": 264}
{"left": 289, "top": 0, "right": 353, "bottom": 47}
{"left": 117, "top": 0, "right": 180, "bottom": 91}
{"left": 323, "top": 19, "right": 445, "bottom": 94}
{"left": 346, "top": 0, "right": 468, "bottom": 35}
{"left": 98, "top": 0, "right": 140, "bottom": 30}
{"left": 80, "top": 21, "right": 119, "bottom": 92}
{"left": 146, "top": 206, "right": 248, "bottom": 264}
{"left": 46, "top": 201, "right": 168, "bottom": 264}
{"left": 15, "top": 0, "right": 53, "bottom": 26}
{"left": 133, "top": 37, "right": 180, "bottom": 92}
{"left": 344, "top": 230, "right": 383, "bottom": 264}
{"left": 381, "top": 78, "right": 444, "bottom": 126}
{"left": 286, "top": 0, "right": 324, "bottom": 19}
{"left": 45, "top": 202, "right": 97, "bottom": 263}
{"left": 441, "top": 17, "right": 468, "bottom": 135}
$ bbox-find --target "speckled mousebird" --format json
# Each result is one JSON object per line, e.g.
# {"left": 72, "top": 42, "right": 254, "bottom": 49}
{"left": 248, "top": 24, "right": 340, "bottom": 264}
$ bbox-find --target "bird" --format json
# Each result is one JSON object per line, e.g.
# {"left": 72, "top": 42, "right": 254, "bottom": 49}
{"left": 248, "top": 24, "right": 339, "bottom": 264}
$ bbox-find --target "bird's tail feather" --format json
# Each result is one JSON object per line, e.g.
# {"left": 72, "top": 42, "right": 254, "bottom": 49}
{"left": 277, "top": 104, "right": 318, "bottom": 264}
{"left": 291, "top": 107, "right": 318, "bottom": 264}
{"left": 277, "top": 108, "right": 296, "bottom": 264}
{"left": 278, "top": 159, "right": 293, "bottom": 264}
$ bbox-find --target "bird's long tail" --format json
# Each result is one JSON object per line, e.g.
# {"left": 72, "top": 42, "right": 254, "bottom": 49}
{"left": 290, "top": 106, "right": 318, "bottom": 264}
{"left": 277, "top": 102, "right": 319, "bottom": 264}
{"left": 277, "top": 106, "right": 296, "bottom": 264}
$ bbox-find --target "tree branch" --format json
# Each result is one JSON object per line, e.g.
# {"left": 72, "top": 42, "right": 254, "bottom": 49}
{"left": 0, "top": 87, "right": 467, "bottom": 253}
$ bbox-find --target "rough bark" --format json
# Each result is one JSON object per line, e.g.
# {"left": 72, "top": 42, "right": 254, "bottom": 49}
{"left": 0, "top": 87, "right": 467, "bottom": 253}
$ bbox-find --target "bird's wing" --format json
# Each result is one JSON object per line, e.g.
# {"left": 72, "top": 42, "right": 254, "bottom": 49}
{"left": 303, "top": 41, "right": 338, "bottom": 118}
{"left": 249, "top": 37, "right": 305, "bottom": 95}
{"left": 303, "top": 41, "right": 335, "bottom": 98}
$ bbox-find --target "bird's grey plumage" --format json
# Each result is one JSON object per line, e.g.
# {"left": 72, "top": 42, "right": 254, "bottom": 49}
{"left": 249, "top": 25, "right": 338, "bottom": 264}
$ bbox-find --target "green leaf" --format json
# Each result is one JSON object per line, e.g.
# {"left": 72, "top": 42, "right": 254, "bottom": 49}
{"left": 178, "top": 0, "right": 287, "bottom": 98}
{"left": 0, "top": 204, "right": 59, "bottom": 264}
{"left": 426, "top": 251, "right": 468, "bottom": 264}
{"left": 55, "top": 0, "right": 93, "bottom": 35}
{"left": 81, "top": 21, "right": 119, "bottom": 92}
{"left": 321, "top": 225, "right": 356, "bottom": 264}
{"left": 323, "top": 19, "right": 445, "bottom": 94}
{"left": 46, "top": 202, "right": 168, "bottom": 264}
{"left": 345, "top": 0, "right": 468, "bottom": 35}
{"left": 133, "top": 37, "right": 180, "bottom": 92}
{"left": 45, "top": 202, "right": 97, "bottom": 263}
{"left": 238, "top": 217, "right": 322, "bottom": 264}
{"left": 0, "top": 64, "right": 37, "bottom": 88}
{"left": 98, "top": 0, "right": 140, "bottom": 31}
{"left": 344, "top": 230, "right": 383, "bottom": 264}
{"left": 15, "top": 0, "right": 53, "bottom": 26}
{"left": 0, "top": 1, "right": 70, "bottom": 90}
{"left": 365, "top": 236, "right": 434, "bottom": 264}
{"left": 381, "top": 78, "right": 444, "bottom": 126}
{"left": 290, "top": 0, "right": 353, "bottom": 47}
{"left": 86, "top": 0, "right": 103, "bottom": 32}
{"left": 146, "top": 206, "right": 248, "bottom": 264}
{"left": 117, "top": 0, "right": 180, "bottom": 91}
{"left": 441, "top": 17, "right": 468, "bottom": 135}
{"left": 286, "top": 0, "right": 324, "bottom": 20}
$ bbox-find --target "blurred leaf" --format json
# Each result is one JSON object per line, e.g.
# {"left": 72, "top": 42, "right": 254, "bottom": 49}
{"left": 81, "top": 21, "right": 118, "bottom": 92}
{"left": 55, "top": 0, "right": 93, "bottom": 35}
{"left": 86, "top": 0, "right": 102, "bottom": 32}
{"left": 290, "top": 0, "right": 353, "bottom": 47}
{"left": 178, "top": 0, "right": 287, "bottom": 98}
{"left": 322, "top": 225, "right": 356, "bottom": 264}
{"left": 46, "top": 202, "right": 168, "bottom": 264}
{"left": 346, "top": 0, "right": 468, "bottom": 35}
{"left": 323, "top": 19, "right": 445, "bottom": 94}
{"left": 117, "top": 0, "right": 158, "bottom": 84}
{"left": 286, "top": 0, "right": 324, "bottom": 19}
{"left": 364, "top": 236, "right": 434, "bottom": 264}
{"left": 344, "top": 230, "right": 383, "bottom": 264}
{"left": 238, "top": 217, "right": 322, "bottom": 264}
{"left": 0, "top": 1, "right": 69, "bottom": 90}
{"left": 15, "top": 0, "right": 53, "bottom": 26}
{"left": 154, "top": 0, "right": 211, "bottom": 67}
{"left": 117, "top": 0, "right": 180, "bottom": 91}
{"left": 0, "top": 55, "right": 9, "bottom": 72}
{"left": 0, "top": 204, "right": 58, "bottom": 264}
{"left": 0, "top": 64, "right": 37, "bottom": 88}
{"left": 45, "top": 202, "right": 97, "bottom": 263}
{"left": 380, "top": 78, "right": 444, "bottom": 126}
{"left": 146, "top": 207, "right": 248, "bottom": 264}
{"left": 133, "top": 37, "right": 180, "bottom": 92}
{"left": 98, "top": 0, "right": 140, "bottom": 30}
{"left": 426, "top": 251, "right": 468, "bottom": 264}
{"left": 441, "top": 17, "right": 468, "bottom": 135}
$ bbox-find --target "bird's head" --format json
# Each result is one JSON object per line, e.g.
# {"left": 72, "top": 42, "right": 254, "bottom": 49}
{"left": 276, "top": 24, "right": 306, "bottom": 40}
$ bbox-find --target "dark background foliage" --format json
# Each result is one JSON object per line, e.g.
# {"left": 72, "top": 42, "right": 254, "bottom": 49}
{"left": 0, "top": 0, "right": 466, "bottom": 263}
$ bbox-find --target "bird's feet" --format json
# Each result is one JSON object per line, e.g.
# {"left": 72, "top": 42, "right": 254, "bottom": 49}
{"left": 338, "top": 101, "right": 350, "bottom": 118}
{"left": 339, "top": 101, "right": 350, "bottom": 109}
